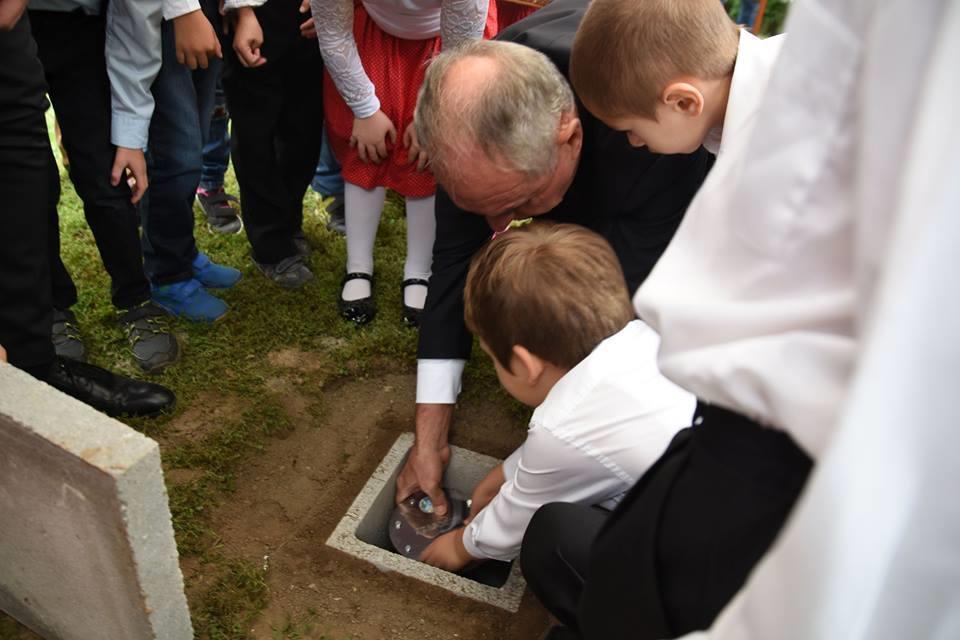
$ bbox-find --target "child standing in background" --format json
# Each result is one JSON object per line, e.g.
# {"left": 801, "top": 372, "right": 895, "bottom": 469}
{"left": 311, "top": 0, "right": 497, "bottom": 326}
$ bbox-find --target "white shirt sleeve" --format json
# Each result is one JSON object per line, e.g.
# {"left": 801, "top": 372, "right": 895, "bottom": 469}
{"left": 439, "top": 0, "right": 487, "bottom": 50}
{"left": 162, "top": 0, "right": 200, "bottom": 20}
{"left": 311, "top": 0, "right": 380, "bottom": 119}
{"left": 415, "top": 359, "right": 464, "bottom": 404}
{"left": 222, "top": 0, "right": 268, "bottom": 10}
{"left": 462, "top": 427, "right": 628, "bottom": 561}
{"left": 105, "top": 0, "right": 163, "bottom": 150}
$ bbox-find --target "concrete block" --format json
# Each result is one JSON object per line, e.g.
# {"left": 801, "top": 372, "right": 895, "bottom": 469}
{"left": 327, "top": 433, "right": 527, "bottom": 612}
{"left": 0, "top": 363, "right": 192, "bottom": 640}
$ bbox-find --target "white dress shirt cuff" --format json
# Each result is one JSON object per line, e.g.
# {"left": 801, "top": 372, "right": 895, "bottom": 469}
{"left": 162, "top": 0, "right": 201, "bottom": 20}
{"left": 111, "top": 112, "right": 151, "bottom": 151}
{"left": 461, "top": 520, "right": 487, "bottom": 561}
{"left": 223, "top": 0, "right": 269, "bottom": 11}
{"left": 415, "top": 359, "right": 465, "bottom": 404}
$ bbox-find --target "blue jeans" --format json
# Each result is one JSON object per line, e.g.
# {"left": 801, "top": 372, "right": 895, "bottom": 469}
{"left": 141, "top": 20, "right": 219, "bottom": 285}
{"left": 199, "top": 77, "right": 230, "bottom": 190}
{"left": 311, "top": 127, "right": 344, "bottom": 197}
{"left": 738, "top": 0, "right": 760, "bottom": 29}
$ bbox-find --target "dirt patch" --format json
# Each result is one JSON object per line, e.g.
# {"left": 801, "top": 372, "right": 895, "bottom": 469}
{"left": 157, "top": 392, "right": 250, "bottom": 448}
{"left": 193, "top": 373, "right": 549, "bottom": 639}
{"left": 267, "top": 347, "right": 329, "bottom": 373}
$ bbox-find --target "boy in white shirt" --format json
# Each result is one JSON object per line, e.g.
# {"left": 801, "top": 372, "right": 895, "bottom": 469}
{"left": 420, "top": 222, "right": 695, "bottom": 571}
{"left": 569, "top": 0, "right": 784, "bottom": 157}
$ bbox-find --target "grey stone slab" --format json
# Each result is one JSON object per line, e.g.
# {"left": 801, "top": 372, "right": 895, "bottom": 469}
{"left": 0, "top": 363, "right": 192, "bottom": 640}
{"left": 327, "top": 432, "right": 527, "bottom": 612}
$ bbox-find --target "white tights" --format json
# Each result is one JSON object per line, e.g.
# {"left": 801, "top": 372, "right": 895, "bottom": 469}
{"left": 342, "top": 182, "right": 435, "bottom": 310}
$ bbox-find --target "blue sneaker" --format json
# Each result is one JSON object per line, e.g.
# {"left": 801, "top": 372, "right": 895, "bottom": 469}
{"left": 152, "top": 278, "right": 228, "bottom": 323}
{"left": 192, "top": 252, "right": 241, "bottom": 289}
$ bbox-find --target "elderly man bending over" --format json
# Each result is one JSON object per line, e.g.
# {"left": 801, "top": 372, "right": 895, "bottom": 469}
{"left": 397, "top": 0, "right": 713, "bottom": 514}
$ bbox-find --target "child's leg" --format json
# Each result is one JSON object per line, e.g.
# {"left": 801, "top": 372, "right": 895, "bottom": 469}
{"left": 343, "top": 183, "right": 387, "bottom": 301}
{"left": 402, "top": 195, "right": 436, "bottom": 310}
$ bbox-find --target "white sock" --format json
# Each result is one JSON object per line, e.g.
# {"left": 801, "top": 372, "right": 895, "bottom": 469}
{"left": 343, "top": 183, "right": 386, "bottom": 301}
{"left": 403, "top": 195, "right": 436, "bottom": 310}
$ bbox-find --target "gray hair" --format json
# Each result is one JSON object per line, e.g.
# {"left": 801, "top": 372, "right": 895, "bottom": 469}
{"left": 415, "top": 40, "right": 576, "bottom": 178}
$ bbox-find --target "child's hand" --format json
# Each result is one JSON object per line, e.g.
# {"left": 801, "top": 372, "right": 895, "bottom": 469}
{"left": 403, "top": 122, "right": 429, "bottom": 172}
{"left": 299, "top": 0, "right": 316, "bottom": 39}
{"left": 173, "top": 9, "right": 222, "bottom": 70}
{"left": 351, "top": 111, "right": 397, "bottom": 164}
{"left": 465, "top": 463, "right": 506, "bottom": 524}
{"left": 233, "top": 7, "right": 266, "bottom": 68}
{"left": 111, "top": 147, "right": 148, "bottom": 204}
{"left": 420, "top": 528, "right": 474, "bottom": 572}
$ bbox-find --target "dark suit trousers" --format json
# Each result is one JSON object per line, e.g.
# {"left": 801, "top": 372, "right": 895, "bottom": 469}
{"left": 0, "top": 14, "right": 60, "bottom": 378}
{"left": 29, "top": 9, "right": 151, "bottom": 311}
{"left": 522, "top": 403, "right": 813, "bottom": 640}
{"left": 221, "top": 3, "right": 323, "bottom": 265}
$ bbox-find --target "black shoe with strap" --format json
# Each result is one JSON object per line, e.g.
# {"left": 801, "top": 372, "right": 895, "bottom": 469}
{"left": 401, "top": 278, "right": 429, "bottom": 327}
{"left": 46, "top": 356, "right": 176, "bottom": 418}
{"left": 339, "top": 272, "right": 376, "bottom": 325}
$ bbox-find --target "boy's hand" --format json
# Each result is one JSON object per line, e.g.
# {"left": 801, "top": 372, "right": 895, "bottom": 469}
{"left": 111, "top": 147, "right": 148, "bottom": 204}
{"left": 402, "top": 122, "right": 429, "bottom": 172}
{"left": 233, "top": 7, "right": 266, "bottom": 68}
{"left": 465, "top": 464, "right": 506, "bottom": 525}
{"left": 173, "top": 9, "right": 222, "bottom": 70}
{"left": 0, "top": 0, "right": 29, "bottom": 30}
{"left": 351, "top": 111, "right": 397, "bottom": 164}
{"left": 420, "top": 528, "right": 474, "bottom": 572}
{"left": 0, "top": 344, "right": 7, "bottom": 362}
{"left": 299, "top": 0, "right": 316, "bottom": 39}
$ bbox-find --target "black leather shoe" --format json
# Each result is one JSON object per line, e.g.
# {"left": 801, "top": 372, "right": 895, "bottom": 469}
{"left": 46, "top": 356, "right": 176, "bottom": 418}
{"left": 338, "top": 272, "right": 376, "bottom": 325}
{"left": 401, "top": 278, "right": 429, "bottom": 327}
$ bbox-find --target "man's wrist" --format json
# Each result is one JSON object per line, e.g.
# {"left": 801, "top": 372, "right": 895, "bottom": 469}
{"left": 414, "top": 403, "right": 454, "bottom": 451}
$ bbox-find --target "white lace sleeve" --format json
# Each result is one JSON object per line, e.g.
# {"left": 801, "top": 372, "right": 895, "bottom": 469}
{"left": 311, "top": 0, "right": 380, "bottom": 119}
{"left": 440, "top": 0, "right": 487, "bottom": 50}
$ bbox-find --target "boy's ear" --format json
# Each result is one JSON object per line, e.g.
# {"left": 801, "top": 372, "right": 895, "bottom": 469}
{"left": 661, "top": 82, "right": 705, "bottom": 118}
{"left": 511, "top": 345, "right": 546, "bottom": 385}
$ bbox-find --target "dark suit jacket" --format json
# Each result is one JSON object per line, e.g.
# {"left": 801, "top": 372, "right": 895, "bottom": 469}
{"left": 417, "top": 0, "right": 714, "bottom": 361}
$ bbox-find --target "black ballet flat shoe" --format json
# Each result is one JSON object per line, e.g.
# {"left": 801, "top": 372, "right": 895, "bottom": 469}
{"left": 401, "top": 278, "right": 429, "bottom": 328}
{"left": 339, "top": 272, "right": 376, "bottom": 325}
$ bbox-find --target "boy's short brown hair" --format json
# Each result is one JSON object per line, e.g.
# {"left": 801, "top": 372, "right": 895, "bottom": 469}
{"left": 571, "top": 0, "right": 740, "bottom": 119}
{"left": 464, "top": 222, "right": 635, "bottom": 371}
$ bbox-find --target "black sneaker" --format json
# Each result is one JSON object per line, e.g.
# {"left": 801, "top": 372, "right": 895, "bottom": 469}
{"left": 46, "top": 356, "right": 176, "bottom": 417}
{"left": 255, "top": 254, "right": 314, "bottom": 289}
{"left": 197, "top": 187, "right": 242, "bottom": 235}
{"left": 118, "top": 301, "right": 182, "bottom": 373}
{"left": 52, "top": 308, "right": 86, "bottom": 361}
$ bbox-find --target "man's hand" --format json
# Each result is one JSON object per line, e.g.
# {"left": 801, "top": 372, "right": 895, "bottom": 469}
{"left": 420, "top": 528, "right": 474, "bottom": 572}
{"left": 351, "top": 111, "right": 397, "bottom": 164}
{"left": 173, "top": 9, "right": 222, "bottom": 70}
{"left": 464, "top": 464, "right": 505, "bottom": 525}
{"left": 0, "top": 0, "right": 28, "bottom": 30}
{"left": 403, "top": 122, "right": 429, "bottom": 172}
{"left": 299, "top": 0, "right": 316, "bottom": 39}
{"left": 111, "top": 147, "right": 148, "bottom": 204}
{"left": 396, "top": 403, "right": 455, "bottom": 515}
{"left": 233, "top": 7, "right": 266, "bottom": 68}
{"left": 0, "top": 344, "right": 7, "bottom": 362}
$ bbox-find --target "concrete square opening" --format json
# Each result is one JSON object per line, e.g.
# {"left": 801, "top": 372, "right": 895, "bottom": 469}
{"left": 327, "top": 433, "right": 526, "bottom": 612}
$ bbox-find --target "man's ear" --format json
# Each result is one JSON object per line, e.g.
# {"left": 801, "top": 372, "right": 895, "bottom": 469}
{"left": 661, "top": 81, "right": 705, "bottom": 118}
{"left": 511, "top": 345, "right": 545, "bottom": 385}
{"left": 556, "top": 110, "right": 583, "bottom": 152}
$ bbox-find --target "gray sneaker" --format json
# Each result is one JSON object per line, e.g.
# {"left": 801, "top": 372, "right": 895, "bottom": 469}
{"left": 324, "top": 194, "right": 346, "bottom": 235}
{"left": 293, "top": 230, "right": 312, "bottom": 257}
{"left": 197, "top": 187, "right": 242, "bottom": 235}
{"left": 52, "top": 308, "right": 87, "bottom": 361}
{"left": 255, "top": 254, "right": 314, "bottom": 289}
{"left": 119, "top": 301, "right": 181, "bottom": 373}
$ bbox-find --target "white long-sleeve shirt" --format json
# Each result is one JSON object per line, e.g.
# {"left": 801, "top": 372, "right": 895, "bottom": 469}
{"left": 310, "top": 0, "right": 488, "bottom": 119}
{"left": 642, "top": 0, "right": 960, "bottom": 638}
{"left": 462, "top": 321, "right": 695, "bottom": 561}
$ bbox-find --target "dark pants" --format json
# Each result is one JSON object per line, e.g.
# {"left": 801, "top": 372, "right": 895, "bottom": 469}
{"left": 522, "top": 402, "right": 813, "bottom": 640}
{"left": 0, "top": 14, "right": 60, "bottom": 379}
{"left": 29, "top": 8, "right": 151, "bottom": 311}
{"left": 221, "top": 2, "right": 323, "bottom": 265}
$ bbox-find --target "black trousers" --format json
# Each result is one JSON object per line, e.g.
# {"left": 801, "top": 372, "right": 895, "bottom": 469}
{"left": 221, "top": 2, "right": 323, "bottom": 265}
{"left": 0, "top": 14, "right": 60, "bottom": 379}
{"left": 29, "top": 9, "right": 151, "bottom": 311}
{"left": 522, "top": 402, "right": 813, "bottom": 640}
